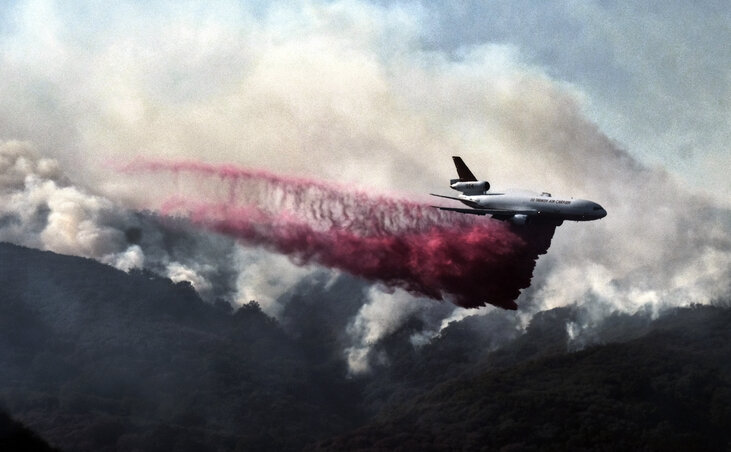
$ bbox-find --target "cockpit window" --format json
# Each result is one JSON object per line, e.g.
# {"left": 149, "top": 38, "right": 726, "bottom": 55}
{"left": 593, "top": 206, "right": 603, "bottom": 210}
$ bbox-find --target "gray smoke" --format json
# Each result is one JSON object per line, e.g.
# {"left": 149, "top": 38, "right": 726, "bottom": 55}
{"left": 0, "top": 141, "right": 319, "bottom": 311}
{"left": 0, "top": 141, "right": 139, "bottom": 269}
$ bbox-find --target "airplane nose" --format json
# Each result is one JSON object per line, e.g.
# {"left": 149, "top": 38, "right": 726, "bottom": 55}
{"left": 599, "top": 208, "right": 607, "bottom": 218}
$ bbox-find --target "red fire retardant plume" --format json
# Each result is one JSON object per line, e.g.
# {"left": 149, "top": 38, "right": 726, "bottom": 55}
{"left": 120, "top": 159, "right": 556, "bottom": 310}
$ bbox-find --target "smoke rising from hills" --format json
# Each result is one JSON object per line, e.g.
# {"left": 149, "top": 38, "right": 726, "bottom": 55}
{"left": 1, "top": 141, "right": 260, "bottom": 304}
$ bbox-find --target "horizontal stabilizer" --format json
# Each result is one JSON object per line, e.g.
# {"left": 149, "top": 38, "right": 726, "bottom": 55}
{"left": 430, "top": 193, "right": 482, "bottom": 208}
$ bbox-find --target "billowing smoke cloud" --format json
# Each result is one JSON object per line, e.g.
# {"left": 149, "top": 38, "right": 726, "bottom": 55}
{"left": 120, "top": 159, "right": 556, "bottom": 310}
{"left": 346, "top": 287, "right": 424, "bottom": 374}
{"left": 0, "top": 141, "right": 142, "bottom": 269}
{"left": 0, "top": 141, "right": 303, "bottom": 309}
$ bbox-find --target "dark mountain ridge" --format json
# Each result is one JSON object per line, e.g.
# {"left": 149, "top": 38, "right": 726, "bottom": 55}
{"left": 1, "top": 242, "right": 729, "bottom": 451}
{"left": 0, "top": 410, "right": 58, "bottom": 451}
{"left": 0, "top": 242, "right": 363, "bottom": 450}
{"left": 316, "top": 307, "right": 731, "bottom": 451}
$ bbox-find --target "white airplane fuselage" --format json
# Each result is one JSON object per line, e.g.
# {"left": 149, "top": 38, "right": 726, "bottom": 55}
{"left": 431, "top": 157, "right": 607, "bottom": 225}
{"left": 460, "top": 190, "right": 605, "bottom": 222}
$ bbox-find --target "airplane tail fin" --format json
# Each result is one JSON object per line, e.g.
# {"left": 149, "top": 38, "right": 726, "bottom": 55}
{"left": 449, "top": 156, "right": 489, "bottom": 194}
{"left": 452, "top": 156, "right": 477, "bottom": 181}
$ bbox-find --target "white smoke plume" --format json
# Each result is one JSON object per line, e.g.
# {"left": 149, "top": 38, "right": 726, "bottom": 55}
{"left": 0, "top": 1, "right": 728, "bottom": 372}
{"left": 0, "top": 140, "right": 313, "bottom": 312}
{"left": 233, "top": 247, "right": 317, "bottom": 317}
{"left": 345, "top": 287, "right": 424, "bottom": 374}
{"left": 0, "top": 141, "right": 138, "bottom": 267}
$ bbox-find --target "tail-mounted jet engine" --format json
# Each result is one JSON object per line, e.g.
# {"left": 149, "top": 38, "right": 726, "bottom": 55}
{"left": 450, "top": 179, "right": 490, "bottom": 196}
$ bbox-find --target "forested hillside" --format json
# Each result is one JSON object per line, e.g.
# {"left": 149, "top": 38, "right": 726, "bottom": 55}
{"left": 1, "top": 242, "right": 729, "bottom": 451}
{"left": 0, "top": 411, "right": 57, "bottom": 451}
{"left": 317, "top": 307, "right": 731, "bottom": 451}
{"left": 0, "top": 242, "right": 362, "bottom": 450}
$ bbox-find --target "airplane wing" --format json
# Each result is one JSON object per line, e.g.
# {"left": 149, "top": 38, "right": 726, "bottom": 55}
{"left": 434, "top": 206, "right": 538, "bottom": 216}
{"left": 430, "top": 194, "right": 538, "bottom": 217}
{"left": 433, "top": 206, "right": 489, "bottom": 216}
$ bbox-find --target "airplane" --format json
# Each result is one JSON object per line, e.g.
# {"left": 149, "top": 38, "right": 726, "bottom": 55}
{"left": 431, "top": 156, "right": 607, "bottom": 225}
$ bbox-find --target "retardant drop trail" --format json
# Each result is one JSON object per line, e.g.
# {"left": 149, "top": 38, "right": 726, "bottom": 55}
{"left": 119, "top": 159, "right": 557, "bottom": 310}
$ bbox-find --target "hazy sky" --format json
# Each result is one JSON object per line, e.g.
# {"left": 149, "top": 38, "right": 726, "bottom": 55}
{"left": 1, "top": 0, "right": 727, "bottom": 200}
{"left": 422, "top": 1, "right": 730, "bottom": 199}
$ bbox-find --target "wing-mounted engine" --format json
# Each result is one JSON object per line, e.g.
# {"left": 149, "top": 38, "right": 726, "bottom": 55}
{"left": 450, "top": 179, "right": 490, "bottom": 195}
{"left": 507, "top": 214, "right": 563, "bottom": 227}
{"left": 509, "top": 214, "right": 528, "bottom": 225}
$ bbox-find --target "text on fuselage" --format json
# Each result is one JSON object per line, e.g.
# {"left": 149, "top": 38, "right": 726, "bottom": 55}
{"left": 530, "top": 198, "right": 571, "bottom": 205}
